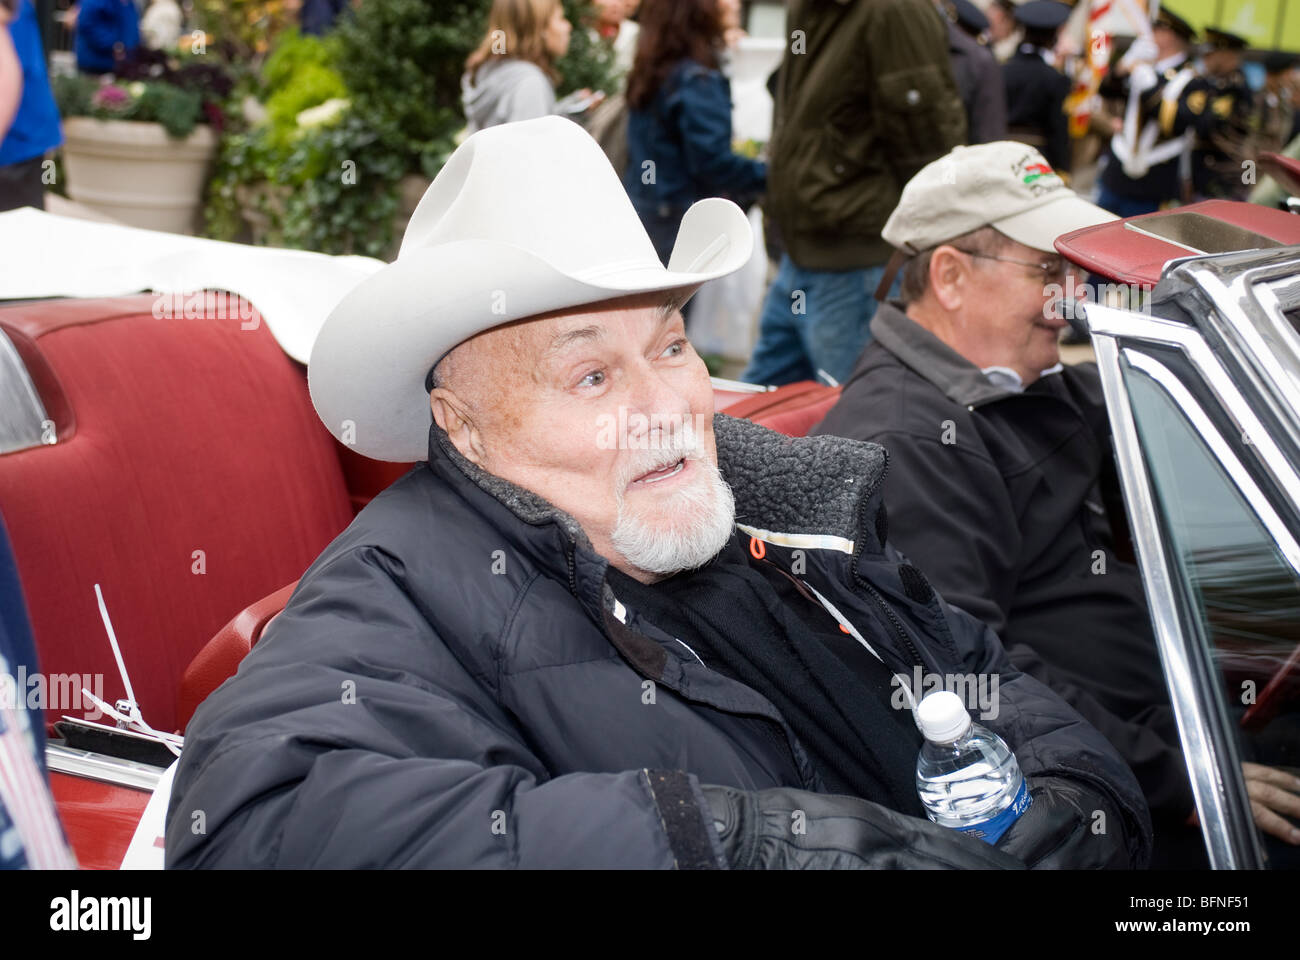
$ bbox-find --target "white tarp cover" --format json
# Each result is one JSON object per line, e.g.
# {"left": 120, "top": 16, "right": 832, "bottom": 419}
{"left": 0, "top": 207, "right": 385, "bottom": 363}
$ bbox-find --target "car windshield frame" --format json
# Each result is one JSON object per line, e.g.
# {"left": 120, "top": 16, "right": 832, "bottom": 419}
{"left": 1086, "top": 249, "right": 1300, "bottom": 868}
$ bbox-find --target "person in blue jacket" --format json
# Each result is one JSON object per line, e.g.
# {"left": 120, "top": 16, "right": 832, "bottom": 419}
{"left": 300, "top": 0, "right": 354, "bottom": 36}
{"left": 622, "top": 0, "right": 764, "bottom": 271}
{"left": 74, "top": 0, "right": 139, "bottom": 74}
{"left": 0, "top": 0, "right": 62, "bottom": 211}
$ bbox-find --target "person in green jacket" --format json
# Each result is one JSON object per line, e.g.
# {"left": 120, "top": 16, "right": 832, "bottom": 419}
{"left": 742, "top": 0, "right": 966, "bottom": 388}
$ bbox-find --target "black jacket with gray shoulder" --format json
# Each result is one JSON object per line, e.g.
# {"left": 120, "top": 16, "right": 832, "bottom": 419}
{"left": 812, "top": 302, "right": 1196, "bottom": 833}
{"left": 166, "top": 413, "right": 1151, "bottom": 868}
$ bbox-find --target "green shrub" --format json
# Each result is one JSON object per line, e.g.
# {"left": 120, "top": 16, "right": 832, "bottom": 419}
{"left": 203, "top": 0, "right": 618, "bottom": 253}
{"left": 263, "top": 62, "right": 349, "bottom": 149}
{"left": 261, "top": 26, "right": 344, "bottom": 97}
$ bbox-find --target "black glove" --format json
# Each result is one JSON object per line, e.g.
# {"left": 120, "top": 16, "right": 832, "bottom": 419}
{"left": 994, "top": 776, "right": 1134, "bottom": 869}
{"left": 700, "top": 784, "right": 1027, "bottom": 870}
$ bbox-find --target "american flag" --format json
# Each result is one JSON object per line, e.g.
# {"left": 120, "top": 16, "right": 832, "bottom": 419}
{"left": 0, "top": 651, "right": 76, "bottom": 869}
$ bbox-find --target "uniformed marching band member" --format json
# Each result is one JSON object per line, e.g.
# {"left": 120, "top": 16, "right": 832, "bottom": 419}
{"left": 1003, "top": 0, "right": 1072, "bottom": 172}
{"left": 1096, "top": 6, "right": 1199, "bottom": 217}
{"left": 950, "top": 0, "right": 990, "bottom": 40}
{"left": 1256, "top": 51, "right": 1298, "bottom": 159}
{"left": 1180, "top": 26, "right": 1256, "bottom": 201}
{"left": 943, "top": 0, "right": 1008, "bottom": 143}
{"left": 986, "top": 0, "right": 1022, "bottom": 63}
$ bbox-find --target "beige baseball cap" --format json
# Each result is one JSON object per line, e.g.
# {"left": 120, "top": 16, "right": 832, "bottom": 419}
{"left": 882, "top": 142, "right": 1118, "bottom": 256}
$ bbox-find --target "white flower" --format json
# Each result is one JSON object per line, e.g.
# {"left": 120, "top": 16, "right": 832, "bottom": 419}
{"left": 296, "top": 98, "right": 350, "bottom": 129}
{"left": 128, "top": 81, "right": 146, "bottom": 97}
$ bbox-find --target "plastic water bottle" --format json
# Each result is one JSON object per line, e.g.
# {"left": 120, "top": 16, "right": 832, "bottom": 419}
{"left": 915, "top": 691, "right": 1032, "bottom": 844}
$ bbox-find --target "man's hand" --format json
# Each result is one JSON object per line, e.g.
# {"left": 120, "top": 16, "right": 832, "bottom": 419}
{"left": 1243, "top": 762, "right": 1300, "bottom": 845}
{"left": 994, "top": 777, "right": 1135, "bottom": 869}
{"left": 700, "top": 784, "right": 1026, "bottom": 870}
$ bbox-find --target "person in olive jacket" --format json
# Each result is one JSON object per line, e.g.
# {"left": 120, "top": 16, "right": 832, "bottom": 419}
{"left": 743, "top": 0, "right": 966, "bottom": 389}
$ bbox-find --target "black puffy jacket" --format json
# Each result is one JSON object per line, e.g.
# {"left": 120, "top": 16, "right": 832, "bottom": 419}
{"left": 166, "top": 414, "right": 1152, "bottom": 868}
{"left": 813, "top": 303, "right": 1196, "bottom": 852}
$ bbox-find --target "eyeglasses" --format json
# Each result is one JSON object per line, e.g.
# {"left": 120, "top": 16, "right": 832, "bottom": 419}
{"left": 950, "top": 248, "right": 1072, "bottom": 282}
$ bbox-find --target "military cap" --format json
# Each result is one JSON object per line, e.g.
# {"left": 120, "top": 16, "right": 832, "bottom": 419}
{"left": 1152, "top": 6, "right": 1196, "bottom": 43}
{"left": 948, "top": 0, "right": 990, "bottom": 37}
{"left": 1203, "top": 26, "right": 1248, "bottom": 51}
{"left": 1013, "top": 0, "right": 1071, "bottom": 32}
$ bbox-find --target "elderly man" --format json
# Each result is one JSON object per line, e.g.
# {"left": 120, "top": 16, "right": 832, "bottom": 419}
{"left": 813, "top": 141, "right": 1300, "bottom": 866}
{"left": 166, "top": 118, "right": 1148, "bottom": 870}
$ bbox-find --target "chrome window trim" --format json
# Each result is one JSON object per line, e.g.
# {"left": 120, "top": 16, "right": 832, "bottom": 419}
{"left": 1122, "top": 350, "right": 1300, "bottom": 579}
{"left": 1176, "top": 257, "right": 1300, "bottom": 453}
{"left": 1092, "top": 333, "right": 1259, "bottom": 868}
{"left": 1085, "top": 303, "right": 1300, "bottom": 521}
{"left": 0, "top": 326, "right": 52, "bottom": 455}
{"left": 46, "top": 743, "right": 163, "bottom": 792}
{"left": 1250, "top": 277, "right": 1300, "bottom": 413}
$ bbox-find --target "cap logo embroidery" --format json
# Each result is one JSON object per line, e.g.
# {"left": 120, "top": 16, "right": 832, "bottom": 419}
{"left": 1011, "top": 153, "right": 1060, "bottom": 196}
{"left": 1022, "top": 163, "right": 1054, "bottom": 184}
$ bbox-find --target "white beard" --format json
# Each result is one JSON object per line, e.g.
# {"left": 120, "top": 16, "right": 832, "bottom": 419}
{"left": 609, "top": 426, "right": 735, "bottom": 577}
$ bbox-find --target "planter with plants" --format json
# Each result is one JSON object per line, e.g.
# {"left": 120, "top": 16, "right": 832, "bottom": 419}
{"left": 52, "top": 54, "right": 234, "bottom": 234}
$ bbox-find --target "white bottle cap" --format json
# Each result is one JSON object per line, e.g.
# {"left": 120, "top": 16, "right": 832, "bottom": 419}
{"left": 916, "top": 691, "right": 972, "bottom": 743}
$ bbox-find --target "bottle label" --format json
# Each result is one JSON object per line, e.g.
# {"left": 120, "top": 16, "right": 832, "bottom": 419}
{"left": 956, "top": 778, "right": 1032, "bottom": 845}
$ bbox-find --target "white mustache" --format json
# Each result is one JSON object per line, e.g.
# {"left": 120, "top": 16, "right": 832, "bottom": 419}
{"left": 617, "top": 423, "right": 704, "bottom": 487}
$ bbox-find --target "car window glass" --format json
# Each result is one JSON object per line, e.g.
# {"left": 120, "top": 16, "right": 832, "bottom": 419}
{"left": 1125, "top": 360, "right": 1300, "bottom": 869}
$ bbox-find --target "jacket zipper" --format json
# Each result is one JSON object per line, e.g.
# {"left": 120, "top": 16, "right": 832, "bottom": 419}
{"left": 564, "top": 538, "right": 578, "bottom": 596}
{"left": 858, "top": 579, "right": 925, "bottom": 671}
{"left": 849, "top": 456, "right": 926, "bottom": 671}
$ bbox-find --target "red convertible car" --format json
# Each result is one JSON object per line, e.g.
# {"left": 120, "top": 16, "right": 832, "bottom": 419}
{"left": 1, "top": 197, "right": 1298, "bottom": 869}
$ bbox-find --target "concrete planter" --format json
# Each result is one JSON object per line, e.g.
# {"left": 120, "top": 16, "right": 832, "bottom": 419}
{"left": 61, "top": 118, "right": 218, "bottom": 235}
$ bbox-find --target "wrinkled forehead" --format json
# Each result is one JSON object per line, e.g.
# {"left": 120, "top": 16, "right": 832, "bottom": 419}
{"left": 454, "top": 292, "right": 682, "bottom": 376}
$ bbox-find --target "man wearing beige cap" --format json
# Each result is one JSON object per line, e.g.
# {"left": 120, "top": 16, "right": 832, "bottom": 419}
{"left": 814, "top": 141, "right": 1300, "bottom": 866}
{"left": 166, "top": 121, "right": 1151, "bottom": 870}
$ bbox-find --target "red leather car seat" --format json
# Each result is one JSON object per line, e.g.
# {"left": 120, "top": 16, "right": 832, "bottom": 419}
{"left": 756, "top": 392, "right": 841, "bottom": 437}
{"left": 0, "top": 295, "right": 354, "bottom": 734}
{"left": 176, "top": 579, "right": 298, "bottom": 730}
{"left": 724, "top": 381, "right": 843, "bottom": 437}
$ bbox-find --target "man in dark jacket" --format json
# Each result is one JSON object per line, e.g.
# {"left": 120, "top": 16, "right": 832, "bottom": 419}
{"left": 813, "top": 140, "right": 1300, "bottom": 866}
{"left": 742, "top": 0, "right": 966, "bottom": 387}
{"left": 1002, "top": 0, "right": 1071, "bottom": 173}
{"left": 166, "top": 117, "right": 1150, "bottom": 870}
{"left": 942, "top": 0, "right": 1007, "bottom": 144}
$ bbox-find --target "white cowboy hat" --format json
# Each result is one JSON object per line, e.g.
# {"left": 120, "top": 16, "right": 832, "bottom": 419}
{"left": 308, "top": 115, "right": 754, "bottom": 463}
